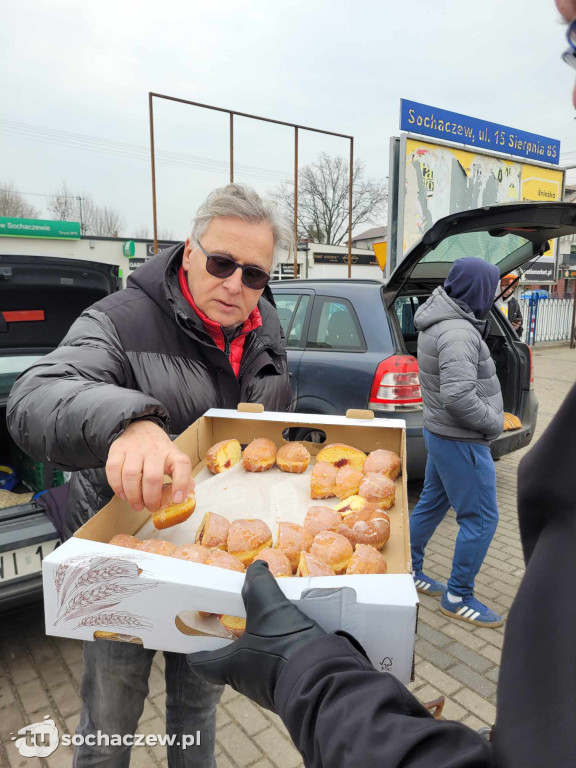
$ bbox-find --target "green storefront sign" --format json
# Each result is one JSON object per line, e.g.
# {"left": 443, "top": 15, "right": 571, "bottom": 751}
{"left": 0, "top": 217, "right": 81, "bottom": 239}
{"left": 123, "top": 241, "right": 136, "bottom": 257}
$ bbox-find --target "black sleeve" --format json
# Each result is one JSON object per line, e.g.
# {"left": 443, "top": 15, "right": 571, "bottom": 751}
{"left": 275, "top": 634, "right": 492, "bottom": 768}
{"left": 7, "top": 309, "right": 170, "bottom": 470}
{"left": 492, "top": 383, "right": 576, "bottom": 768}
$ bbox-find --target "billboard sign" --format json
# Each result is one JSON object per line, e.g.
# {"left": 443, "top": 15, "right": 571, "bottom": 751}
{"left": 521, "top": 261, "right": 556, "bottom": 284}
{"left": 0, "top": 217, "right": 81, "bottom": 239}
{"left": 314, "top": 251, "right": 379, "bottom": 266}
{"left": 400, "top": 100, "right": 561, "bottom": 165}
{"left": 145, "top": 241, "right": 178, "bottom": 257}
{"left": 390, "top": 135, "right": 565, "bottom": 281}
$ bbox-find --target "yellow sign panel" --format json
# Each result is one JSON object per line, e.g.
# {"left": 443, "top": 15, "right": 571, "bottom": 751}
{"left": 520, "top": 166, "right": 563, "bottom": 258}
{"left": 520, "top": 164, "right": 563, "bottom": 202}
{"left": 372, "top": 241, "right": 387, "bottom": 270}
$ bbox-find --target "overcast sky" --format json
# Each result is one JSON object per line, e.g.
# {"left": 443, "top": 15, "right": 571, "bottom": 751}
{"left": 1, "top": 0, "right": 574, "bottom": 239}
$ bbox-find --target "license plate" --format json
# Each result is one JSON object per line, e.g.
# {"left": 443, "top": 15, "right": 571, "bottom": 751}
{"left": 0, "top": 539, "right": 60, "bottom": 583}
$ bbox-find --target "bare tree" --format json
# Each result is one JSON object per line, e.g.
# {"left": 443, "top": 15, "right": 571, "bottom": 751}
{"left": 158, "top": 229, "right": 174, "bottom": 241}
{"left": 48, "top": 184, "right": 96, "bottom": 234}
{"left": 271, "top": 153, "right": 387, "bottom": 245}
{"left": 134, "top": 225, "right": 150, "bottom": 239}
{"left": 47, "top": 184, "right": 123, "bottom": 236}
{"left": 47, "top": 182, "right": 78, "bottom": 222}
{"left": 91, "top": 206, "right": 124, "bottom": 237}
{"left": 0, "top": 182, "right": 39, "bottom": 218}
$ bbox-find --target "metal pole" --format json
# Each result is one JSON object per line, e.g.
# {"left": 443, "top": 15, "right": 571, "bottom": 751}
{"left": 570, "top": 278, "right": 576, "bottom": 349}
{"left": 230, "top": 113, "right": 234, "bottom": 183}
{"left": 77, "top": 196, "right": 83, "bottom": 234}
{"left": 149, "top": 92, "right": 353, "bottom": 140}
{"left": 149, "top": 93, "right": 159, "bottom": 255}
{"left": 294, "top": 126, "right": 298, "bottom": 278}
{"left": 348, "top": 137, "right": 354, "bottom": 278}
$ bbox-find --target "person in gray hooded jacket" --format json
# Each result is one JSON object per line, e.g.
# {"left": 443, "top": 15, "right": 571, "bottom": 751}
{"left": 410, "top": 257, "right": 505, "bottom": 628}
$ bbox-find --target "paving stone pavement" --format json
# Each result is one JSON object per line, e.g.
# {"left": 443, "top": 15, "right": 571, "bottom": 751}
{"left": 0, "top": 345, "right": 574, "bottom": 768}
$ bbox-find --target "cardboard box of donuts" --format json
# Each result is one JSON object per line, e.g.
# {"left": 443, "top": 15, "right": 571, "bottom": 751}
{"left": 42, "top": 407, "right": 418, "bottom": 682}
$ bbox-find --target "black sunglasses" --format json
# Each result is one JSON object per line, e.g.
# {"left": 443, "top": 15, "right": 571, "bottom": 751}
{"left": 196, "top": 240, "right": 271, "bottom": 290}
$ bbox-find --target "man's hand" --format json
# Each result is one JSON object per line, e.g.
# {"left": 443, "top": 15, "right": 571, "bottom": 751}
{"left": 106, "top": 420, "right": 193, "bottom": 512}
{"left": 512, "top": 321, "right": 521, "bottom": 330}
{"left": 187, "top": 561, "right": 326, "bottom": 711}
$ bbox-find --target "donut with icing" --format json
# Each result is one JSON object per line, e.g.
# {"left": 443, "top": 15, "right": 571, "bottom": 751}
{"left": 310, "top": 461, "right": 338, "bottom": 499}
{"left": 242, "top": 438, "right": 277, "bottom": 472}
{"left": 276, "top": 442, "right": 311, "bottom": 474}
{"left": 309, "top": 531, "right": 354, "bottom": 574}
{"left": 206, "top": 439, "right": 242, "bottom": 474}
{"left": 227, "top": 518, "right": 273, "bottom": 566}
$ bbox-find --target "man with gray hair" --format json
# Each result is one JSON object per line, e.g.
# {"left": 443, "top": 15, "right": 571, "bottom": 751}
{"left": 7, "top": 183, "right": 293, "bottom": 767}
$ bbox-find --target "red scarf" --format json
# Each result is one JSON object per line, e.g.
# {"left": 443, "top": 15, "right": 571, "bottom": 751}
{"left": 178, "top": 267, "right": 262, "bottom": 377}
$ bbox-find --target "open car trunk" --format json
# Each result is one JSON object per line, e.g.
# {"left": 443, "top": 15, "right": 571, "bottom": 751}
{"left": 0, "top": 255, "right": 119, "bottom": 607}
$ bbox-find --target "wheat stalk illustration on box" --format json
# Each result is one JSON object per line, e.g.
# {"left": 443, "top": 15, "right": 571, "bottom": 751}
{"left": 54, "top": 554, "right": 158, "bottom": 630}
{"left": 76, "top": 611, "right": 153, "bottom": 631}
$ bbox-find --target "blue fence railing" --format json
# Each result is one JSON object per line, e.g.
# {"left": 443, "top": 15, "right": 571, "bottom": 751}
{"left": 519, "top": 297, "right": 573, "bottom": 344}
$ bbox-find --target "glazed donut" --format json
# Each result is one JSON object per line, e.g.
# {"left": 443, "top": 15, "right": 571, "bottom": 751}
{"left": 242, "top": 438, "right": 277, "bottom": 472}
{"left": 310, "top": 462, "right": 338, "bottom": 499}
{"left": 346, "top": 544, "right": 388, "bottom": 575}
{"left": 297, "top": 551, "right": 336, "bottom": 577}
{"left": 275, "top": 522, "right": 314, "bottom": 572}
{"left": 334, "top": 466, "right": 365, "bottom": 500}
{"left": 310, "top": 531, "right": 354, "bottom": 574}
{"left": 363, "top": 449, "right": 401, "bottom": 481}
{"left": 252, "top": 547, "right": 292, "bottom": 577}
{"left": 195, "top": 512, "right": 230, "bottom": 550}
{"left": 108, "top": 534, "right": 140, "bottom": 549}
{"left": 206, "top": 439, "right": 242, "bottom": 474}
{"left": 335, "top": 494, "right": 375, "bottom": 518}
{"left": 219, "top": 615, "right": 246, "bottom": 638}
{"left": 303, "top": 506, "right": 343, "bottom": 536}
{"left": 94, "top": 632, "right": 142, "bottom": 644}
{"left": 171, "top": 543, "right": 210, "bottom": 564}
{"left": 276, "top": 442, "right": 311, "bottom": 474}
{"left": 205, "top": 549, "right": 246, "bottom": 572}
{"left": 359, "top": 473, "right": 396, "bottom": 510}
{"left": 136, "top": 539, "right": 177, "bottom": 556}
{"left": 341, "top": 513, "right": 391, "bottom": 550}
{"left": 227, "top": 519, "right": 273, "bottom": 566}
{"left": 152, "top": 483, "right": 196, "bottom": 530}
{"left": 315, "top": 443, "right": 367, "bottom": 472}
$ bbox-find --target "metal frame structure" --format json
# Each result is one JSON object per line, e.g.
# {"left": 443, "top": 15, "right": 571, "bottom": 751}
{"left": 148, "top": 92, "right": 355, "bottom": 277}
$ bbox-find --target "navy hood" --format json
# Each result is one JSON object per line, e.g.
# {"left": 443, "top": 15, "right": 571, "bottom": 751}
{"left": 443, "top": 258, "right": 500, "bottom": 320}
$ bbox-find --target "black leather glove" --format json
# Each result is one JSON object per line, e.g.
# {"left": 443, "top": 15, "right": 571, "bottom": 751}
{"left": 187, "top": 560, "right": 326, "bottom": 711}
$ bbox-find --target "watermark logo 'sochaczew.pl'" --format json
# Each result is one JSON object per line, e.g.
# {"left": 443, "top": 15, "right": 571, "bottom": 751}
{"left": 12, "top": 715, "right": 60, "bottom": 757}
{"left": 11, "top": 715, "right": 202, "bottom": 757}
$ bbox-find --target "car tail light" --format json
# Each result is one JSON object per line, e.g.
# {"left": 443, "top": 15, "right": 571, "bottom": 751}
{"left": 369, "top": 355, "right": 423, "bottom": 411}
{"left": 527, "top": 344, "right": 534, "bottom": 387}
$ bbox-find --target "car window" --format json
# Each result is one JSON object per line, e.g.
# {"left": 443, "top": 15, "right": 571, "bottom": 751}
{"left": 419, "top": 230, "right": 529, "bottom": 267}
{"left": 274, "top": 294, "right": 300, "bottom": 336}
{"left": 307, "top": 298, "right": 365, "bottom": 351}
{"left": 394, "top": 297, "right": 418, "bottom": 335}
{"left": 286, "top": 295, "right": 310, "bottom": 349}
{"left": 0, "top": 354, "right": 43, "bottom": 399}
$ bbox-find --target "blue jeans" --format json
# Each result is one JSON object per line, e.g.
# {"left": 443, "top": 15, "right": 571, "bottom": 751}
{"left": 410, "top": 428, "right": 499, "bottom": 598}
{"left": 73, "top": 640, "right": 223, "bottom": 768}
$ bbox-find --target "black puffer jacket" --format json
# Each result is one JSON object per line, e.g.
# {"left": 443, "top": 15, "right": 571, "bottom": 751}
{"left": 7, "top": 244, "right": 291, "bottom": 536}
